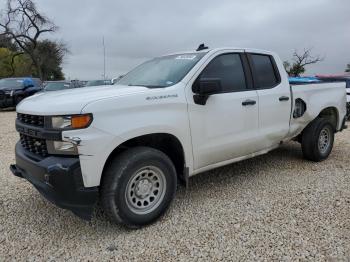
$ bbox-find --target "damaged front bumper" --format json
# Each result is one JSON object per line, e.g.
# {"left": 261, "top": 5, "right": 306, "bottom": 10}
{"left": 10, "top": 142, "right": 98, "bottom": 220}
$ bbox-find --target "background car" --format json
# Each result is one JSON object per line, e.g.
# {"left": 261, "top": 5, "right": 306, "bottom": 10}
{"left": 43, "top": 80, "right": 83, "bottom": 92}
{"left": 0, "top": 77, "right": 42, "bottom": 108}
{"left": 85, "top": 79, "right": 111, "bottom": 87}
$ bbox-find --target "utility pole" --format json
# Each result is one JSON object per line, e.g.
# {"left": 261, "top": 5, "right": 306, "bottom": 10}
{"left": 103, "top": 36, "right": 106, "bottom": 80}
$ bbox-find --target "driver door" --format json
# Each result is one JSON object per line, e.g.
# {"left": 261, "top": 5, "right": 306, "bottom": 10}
{"left": 187, "top": 52, "right": 259, "bottom": 170}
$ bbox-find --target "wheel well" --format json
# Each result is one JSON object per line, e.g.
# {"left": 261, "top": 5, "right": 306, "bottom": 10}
{"left": 103, "top": 133, "right": 186, "bottom": 183}
{"left": 318, "top": 107, "right": 338, "bottom": 130}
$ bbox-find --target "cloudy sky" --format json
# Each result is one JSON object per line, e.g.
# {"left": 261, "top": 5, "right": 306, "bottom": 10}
{"left": 32, "top": 0, "right": 350, "bottom": 80}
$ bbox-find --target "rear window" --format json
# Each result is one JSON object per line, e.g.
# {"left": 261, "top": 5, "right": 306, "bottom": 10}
{"left": 250, "top": 54, "right": 279, "bottom": 89}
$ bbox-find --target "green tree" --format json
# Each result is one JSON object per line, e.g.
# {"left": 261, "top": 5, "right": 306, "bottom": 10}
{"left": 0, "top": 47, "right": 35, "bottom": 77}
{"left": 34, "top": 40, "right": 66, "bottom": 80}
{"left": 0, "top": 0, "right": 68, "bottom": 80}
{"left": 0, "top": 48, "right": 13, "bottom": 77}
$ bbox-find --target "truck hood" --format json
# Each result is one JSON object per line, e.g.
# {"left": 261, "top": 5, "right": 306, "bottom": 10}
{"left": 17, "top": 85, "right": 149, "bottom": 115}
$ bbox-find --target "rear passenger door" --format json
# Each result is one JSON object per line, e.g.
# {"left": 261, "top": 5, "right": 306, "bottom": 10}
{"left": 247, "top": 53, "right": 291, "bottom": 149}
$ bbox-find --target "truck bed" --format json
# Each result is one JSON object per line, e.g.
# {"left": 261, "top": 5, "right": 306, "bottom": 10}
{"left": 288, "top": 82, "right": 347, "bottom": 138}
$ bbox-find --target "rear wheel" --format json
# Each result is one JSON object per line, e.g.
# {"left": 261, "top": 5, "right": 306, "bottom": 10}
{"left": 301, "top": 118, "right": 334, "bottom": 162}
{"left": 101, "top": 147, "right": 177, "bottom": 228}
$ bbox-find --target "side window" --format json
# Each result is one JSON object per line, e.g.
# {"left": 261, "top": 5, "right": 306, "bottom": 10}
{"left": 250, "top": 54, "right": 279, "bottom": 89}
{"left": 200, "top": 54, "right": 247, "bottom": 92}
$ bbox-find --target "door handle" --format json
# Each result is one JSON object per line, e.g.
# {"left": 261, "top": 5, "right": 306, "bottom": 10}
{"left": 279, "top": 96, "right": 290, "bottom": 102}
{"left": 242, "top": 99, "right": 256, "bottom": 106}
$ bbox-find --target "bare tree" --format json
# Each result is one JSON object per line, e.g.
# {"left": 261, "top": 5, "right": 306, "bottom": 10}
{"left": 284, "top": 48, "right": 324, "bottom": 77}
{"left": 0, "top": 0, "right": 58, "bottom": 79}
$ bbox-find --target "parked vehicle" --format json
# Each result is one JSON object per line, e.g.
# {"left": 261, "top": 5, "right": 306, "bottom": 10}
{"left": 86, "top": 79, "right": 111, "bottom": 86}
{"left": 80, "top": 80, "right": 88, "bottom": 87}
{"left": 0, "top": 77, "right": 42, "bottom": 108}
{"left": 10, "top": 47, "right": 347, "bottom": 228}
{"left": 43, "top": 81, "right": 82, "bottom": 92}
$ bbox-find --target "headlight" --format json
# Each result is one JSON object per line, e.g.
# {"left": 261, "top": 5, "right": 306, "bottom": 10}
{"left": 51, "top": 114, "right": 92, "bottom": 129}
{"left": 4, "top": 90, "right": 14, "bottom": 96}
{"left": 47, "top": 114, "right": 92, "bottom": 155}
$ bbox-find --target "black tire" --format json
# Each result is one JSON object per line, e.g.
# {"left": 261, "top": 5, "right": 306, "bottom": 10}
{"left": 101, "top": 147, "right": 177, "bottom": 228}
{"left": 301, "top": 118, "right": 335, "bottom": 162}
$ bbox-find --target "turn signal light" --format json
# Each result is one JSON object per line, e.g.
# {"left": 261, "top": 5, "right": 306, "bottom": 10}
{"left": 71, "top": 114, "right": 92, "bottom": 129}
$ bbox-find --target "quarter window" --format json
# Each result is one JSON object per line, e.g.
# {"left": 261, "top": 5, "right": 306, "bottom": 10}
{"left": 250, "top": 54, "right": 279, "bottom": 88}
{"left": 200, "top": 54, "right": 247, "bottom": 92}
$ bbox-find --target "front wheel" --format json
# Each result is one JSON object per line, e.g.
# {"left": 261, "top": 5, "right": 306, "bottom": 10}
{"left": 101, "top": 147, "right": 177, "bottom": 228}
{"left": 301, "top": 118, "right": 335, "bottom": 162}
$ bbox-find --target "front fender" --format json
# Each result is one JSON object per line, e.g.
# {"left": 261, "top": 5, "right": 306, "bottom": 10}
{"left": 77, "top": 84, "right": 194, "bottom": 187}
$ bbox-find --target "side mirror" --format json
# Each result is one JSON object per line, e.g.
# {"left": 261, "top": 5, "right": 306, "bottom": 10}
{"left": 193, "top": 78, "right": 222, "bottom": 95}
{"left": 192, "top": 78, "right": 222, "bottom": 105}
{"left": 112, "top": 75, "right": 124, "bottom": 85}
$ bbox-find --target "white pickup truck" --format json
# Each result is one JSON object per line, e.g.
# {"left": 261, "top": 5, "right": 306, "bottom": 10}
{"left": 10, "top": 46, "right": 347, "bottom": 228}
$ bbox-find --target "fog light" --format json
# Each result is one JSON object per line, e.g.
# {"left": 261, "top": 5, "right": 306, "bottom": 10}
{"left": 53, "top": 141, "right": 77, "bottom": 153}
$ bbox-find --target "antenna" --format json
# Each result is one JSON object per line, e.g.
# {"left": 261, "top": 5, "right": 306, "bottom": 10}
{"left": 196, "top": 43, "right": 209, "bottom": 51}
{"left": 102, "top": 36, "right": 106, "bottom": 80}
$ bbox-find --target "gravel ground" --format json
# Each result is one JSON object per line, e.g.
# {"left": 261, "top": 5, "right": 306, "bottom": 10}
{"left": 0, "top": 110, "right": 349, "bottom": 261}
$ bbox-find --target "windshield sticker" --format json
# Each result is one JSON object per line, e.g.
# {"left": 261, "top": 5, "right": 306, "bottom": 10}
{"left": 175, "top": 55, "right": 197, "bottom": 60}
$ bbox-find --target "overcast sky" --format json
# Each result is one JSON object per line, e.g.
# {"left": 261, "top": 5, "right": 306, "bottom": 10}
{"left": 33, "top": 0, "right": 350, "bottom": 80}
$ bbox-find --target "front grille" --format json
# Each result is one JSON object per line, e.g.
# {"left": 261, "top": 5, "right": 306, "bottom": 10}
{"left": 17, "top": 113, "right": 44, "bottom": 127}
{"left": 20, "top": 133, "right": 48, "bottom": 157}
{"left": 0, "top": 91, "right": 5, "bottom": 100}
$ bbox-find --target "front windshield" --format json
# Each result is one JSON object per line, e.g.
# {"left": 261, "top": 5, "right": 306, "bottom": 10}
{"left": 44, "top": 82, "right": 71, "bottom": 91}
{"left": 0, "top": 79, "right": 23, "bottom": 89}
{"left": 118, "top": 52, "right": 207, "bottom": 88}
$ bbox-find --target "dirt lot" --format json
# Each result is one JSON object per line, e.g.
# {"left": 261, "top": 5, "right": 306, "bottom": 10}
{"left": 0, "top": 110, "right": 349, "bottom": 261}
